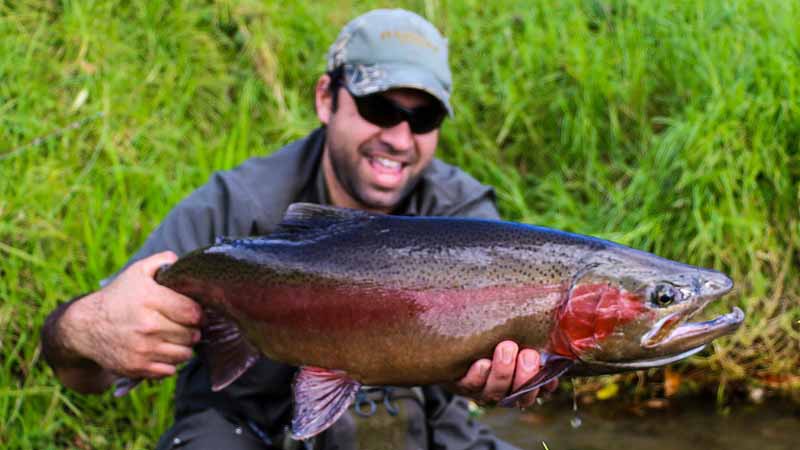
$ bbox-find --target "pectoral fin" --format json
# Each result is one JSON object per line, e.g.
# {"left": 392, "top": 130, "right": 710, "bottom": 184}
{"left": 202, "top": 308, "right": 260, "bottom": 391}
{"left": 291, "top": 367, "right": 361, "bottom": 440}
{"left": 499, "top": 353, "right": 574, "bottom": 407}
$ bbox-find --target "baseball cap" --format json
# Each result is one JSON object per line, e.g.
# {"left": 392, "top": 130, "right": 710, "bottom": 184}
{"left": 326, "top": 9, "right": 453, "bottom": 115}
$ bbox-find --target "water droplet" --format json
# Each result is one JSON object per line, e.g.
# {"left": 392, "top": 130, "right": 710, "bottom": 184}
{"left": 570, "top": 382, "right": 582, "bottom": 428}
{"left": 572, "top": 384, "right": 579, "bottom": 412}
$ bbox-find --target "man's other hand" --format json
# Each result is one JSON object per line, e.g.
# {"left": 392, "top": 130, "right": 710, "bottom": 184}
{"left": 60, "top": 251, "right": 203, "bottom": 380}
{"left": 452, "top": 341, "right": 558, "bottom": 408}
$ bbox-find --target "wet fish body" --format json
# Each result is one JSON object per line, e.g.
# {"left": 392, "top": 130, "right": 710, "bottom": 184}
{"left": 151, "top": 203, "right": 743, "bottom": 439}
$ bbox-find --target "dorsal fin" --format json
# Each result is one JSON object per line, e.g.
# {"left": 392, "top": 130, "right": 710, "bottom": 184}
{"left": 273, "top": 203, "right": 377, "bottom": 237}
{"left": 283, "top": 203, "right": 376, "bottom": 222}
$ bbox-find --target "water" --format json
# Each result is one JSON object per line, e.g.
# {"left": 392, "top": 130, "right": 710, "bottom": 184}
{"left": 482, "top": 397, "right": 800, "bottom": 450}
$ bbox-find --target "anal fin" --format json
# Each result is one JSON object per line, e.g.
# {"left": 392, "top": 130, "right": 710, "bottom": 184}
{"left": 201, "top": 307, "right": 260, "bottom": 391}
{"left": 291, "top": 366, "right": 361, "bottom": 440}
{"left": 499, "top": 353, "right": 574, "bottom": 407}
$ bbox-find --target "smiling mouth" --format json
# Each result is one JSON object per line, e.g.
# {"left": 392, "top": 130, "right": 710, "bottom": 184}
{"left": 368, "top": 156, "right": 404, "bottom": 172}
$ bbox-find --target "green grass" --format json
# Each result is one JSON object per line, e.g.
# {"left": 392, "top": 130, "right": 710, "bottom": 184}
{"left": 1, "top": 0, "right": 798, "bottom": 448}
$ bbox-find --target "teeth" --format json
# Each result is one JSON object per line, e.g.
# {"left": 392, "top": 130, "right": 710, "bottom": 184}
{"left": 374, "top": 157, "right": 401, "bottom": 170}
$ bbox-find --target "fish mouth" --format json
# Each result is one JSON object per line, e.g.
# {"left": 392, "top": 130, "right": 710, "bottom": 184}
{"left": 595, "top": 307, "right": 744, "bottom": 372}
{"left": 641, "top": 306, "right": 745, "bottom": 351}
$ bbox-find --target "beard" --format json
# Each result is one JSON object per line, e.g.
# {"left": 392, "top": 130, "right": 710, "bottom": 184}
{"left": 325, "top": 138, "right": 423, "bottom": 212}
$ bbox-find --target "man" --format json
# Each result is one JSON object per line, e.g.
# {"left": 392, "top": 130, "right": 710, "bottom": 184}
{"left": 41, "top": 9, "right": 554, "bottom": 449}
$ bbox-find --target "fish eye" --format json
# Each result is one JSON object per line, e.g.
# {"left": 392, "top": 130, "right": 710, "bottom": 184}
{"left": 650, "top": 284, "right": 677, "bottom": 307}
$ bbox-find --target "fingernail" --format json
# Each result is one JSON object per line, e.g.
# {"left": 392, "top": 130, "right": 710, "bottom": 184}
{"left": 192, "top": 331, "right": 202, "bottom": 343}
{"left": 522, "top": 352, "right": 538, "bottom": 371}
{"left": 501, "top": 345, "right": 513, "bottom": 364}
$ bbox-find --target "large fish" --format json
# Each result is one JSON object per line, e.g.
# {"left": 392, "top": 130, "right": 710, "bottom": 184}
{"left": 132, "top": 203, "right": 744, "bottom": 439}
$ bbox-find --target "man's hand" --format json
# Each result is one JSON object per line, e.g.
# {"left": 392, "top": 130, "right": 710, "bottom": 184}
{"left": 53, "top": 251, "right": 203, "bottom": 391}
{"left": 452, "top": 341, "right": 558, "bottom": 408}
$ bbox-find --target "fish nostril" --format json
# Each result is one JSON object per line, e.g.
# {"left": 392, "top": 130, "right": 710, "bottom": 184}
{"left": 704, "top": 276, "right": 733, "bottom": 294}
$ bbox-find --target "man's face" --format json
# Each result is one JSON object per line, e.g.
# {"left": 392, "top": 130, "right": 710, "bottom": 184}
{"left": 318, "top": 81, "right": 441, "bottom": 213}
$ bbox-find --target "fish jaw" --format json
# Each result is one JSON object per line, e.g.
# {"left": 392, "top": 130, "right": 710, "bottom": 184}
{"left": 567, "top": 345, "right": 709, "bottom": 375}
{"left": 641, "top": 306, "right": 744, "bottom": 353}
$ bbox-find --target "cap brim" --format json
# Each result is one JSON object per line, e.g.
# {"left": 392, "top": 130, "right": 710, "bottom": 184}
{"left": 343, "top": 63, "right": 453, "bottom": 117}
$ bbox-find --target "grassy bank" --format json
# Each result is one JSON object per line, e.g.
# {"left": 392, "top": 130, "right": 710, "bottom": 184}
{"left": 1, "top": 0, "right": 798, "bottom": 448}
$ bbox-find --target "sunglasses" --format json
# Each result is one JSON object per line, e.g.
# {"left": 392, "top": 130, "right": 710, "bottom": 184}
{"left": 346, "top": 87, "right": 446, "bottom": 134}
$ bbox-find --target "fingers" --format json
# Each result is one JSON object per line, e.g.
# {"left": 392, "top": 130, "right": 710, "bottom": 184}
{"left": 142, "top": 362, "right": 178, "bottom": 379}
{"left": 78, "top": 252, "right": 204, "bottom": 381}
{"left": 452, "top": 342, "right": 560, "bottom": 408}
{"left": 152, "top": 290, "right": 204, "bottom": 327}
{"left": 115, "top": 318, "right": 197, "bottom": 378}
{"left": 147, "top": 313, "right": 201, "bottom": 346}
{"left": 134, "top": 253, "right": 203, "bottom": 327}
{"left": 152, "top": 342, "right": 194, "bottom": 365}
{"left": 481, "top": 341, "right": 518, "bottom": 403}
{"left": 137, "top": 251, "right": 178, "bottom": 278}
{"left": 510, "top": 349, "right": 542, "bottom": 408}
{"left": 119, "top": 327, "right": 195, "bottom": 377}
{"left": 455, "top": 359, "right": 491, "bottom": 394}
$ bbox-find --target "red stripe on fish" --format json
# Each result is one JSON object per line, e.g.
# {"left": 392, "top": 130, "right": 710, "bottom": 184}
{"left": 221, "top": 281, "right": 564, "bottom": 336}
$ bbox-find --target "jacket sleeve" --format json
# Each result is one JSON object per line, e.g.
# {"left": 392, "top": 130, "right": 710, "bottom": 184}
{"left": 423, "top": 387, "right": 522, "bottom": 450}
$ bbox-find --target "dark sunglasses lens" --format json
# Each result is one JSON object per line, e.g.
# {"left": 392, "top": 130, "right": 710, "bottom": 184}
{"left": 355, "top": 95, "right": 403, "bottom": 128}
{"left": 353, "top": 92, "right": 446, "bottom": 134}
{"left": 407, "top": 106, "right": 446, "bottom": 134}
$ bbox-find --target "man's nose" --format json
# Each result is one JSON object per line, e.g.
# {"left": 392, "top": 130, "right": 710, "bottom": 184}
{"left": 379, "top": 120, "right": 414, "bottom": 152}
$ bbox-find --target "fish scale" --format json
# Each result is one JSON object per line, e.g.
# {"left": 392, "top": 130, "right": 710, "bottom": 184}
{"left": 116, "top": 202, "right": 742, "bottom": 440}
{"left": 280, "top": 217, "right": 594, "bottom": 288}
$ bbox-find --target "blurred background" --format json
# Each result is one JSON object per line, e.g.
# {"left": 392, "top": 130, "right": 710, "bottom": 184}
{"left": 1, "top": 0, "right": 798, "bottom": 448}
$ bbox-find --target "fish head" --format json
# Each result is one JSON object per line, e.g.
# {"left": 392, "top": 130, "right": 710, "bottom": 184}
{"left": 552, "top": 245, "right": 743, "bottom": 373}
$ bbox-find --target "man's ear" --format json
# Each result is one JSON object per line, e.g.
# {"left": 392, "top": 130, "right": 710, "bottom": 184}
{"left": 315, "top": 75, "right": 333, "bottom": 125}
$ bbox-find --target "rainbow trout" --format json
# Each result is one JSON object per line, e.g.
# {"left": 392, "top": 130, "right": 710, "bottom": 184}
{"left": 130, "top": 203, "right": 744, "bottom": 439}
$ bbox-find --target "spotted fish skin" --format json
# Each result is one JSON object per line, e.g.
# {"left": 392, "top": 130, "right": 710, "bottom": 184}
{"left": 159, "top": 211, "right": 596, "bottom": 384}
{"left": 154, "top": 203, "right": 738, "bottom": 386}
{"left": 146, "top": 203, "right": 742, "bottom": 440}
